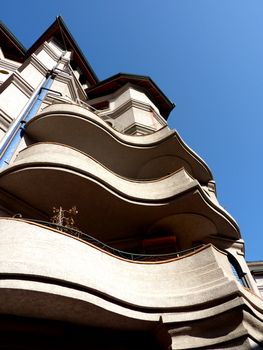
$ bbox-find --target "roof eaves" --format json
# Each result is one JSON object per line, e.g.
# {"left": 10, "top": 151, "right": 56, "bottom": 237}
{"left": 0, "top": 21, "right": 26, "bottom": 56}
{"left": 25, "top": 16, "right": 99, "bottom": 85}
{"left": 56, "top": 16, "right": 99, "bottom": 83}
{"left": 86, "top": 72, "right": 175, "bottom": 118}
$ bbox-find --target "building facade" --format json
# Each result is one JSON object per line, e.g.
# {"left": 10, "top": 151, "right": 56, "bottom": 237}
{"left": 0, "top": 17, "right": 263, "bottom": 349}
{"left": 249, "top": 262, "right": 263, "bottom": 298}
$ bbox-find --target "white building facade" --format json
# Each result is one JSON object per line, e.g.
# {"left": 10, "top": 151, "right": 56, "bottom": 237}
{"left": 0, "top": 17, "right": 262, "bottom": 349}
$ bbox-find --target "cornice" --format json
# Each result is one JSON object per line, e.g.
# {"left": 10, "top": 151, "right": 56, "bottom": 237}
{"left": 11, "top": 71, "right": 34, "bottom": 97}
{"left": 123, "top": 122, "right": 156, "bottom": 135}
{"left": 0, "top": 58, "right": 20, "bottom": 71}
{"left": 21, "top": 53, "right": 50, "bottom": 77}
{"left": 101, "top": 98, "right": 166, "bottom": 128}
{"left": 38, "top": 41, "right": 62, "bottom": 63}
{"left": 0, "top": 108, "right": 13, "bottom": 125}
{"left": 52, "top": 72, "right": 78, "bottom": 101}
{"left": 0, "top": 71, "right": 34, "bottom": 98}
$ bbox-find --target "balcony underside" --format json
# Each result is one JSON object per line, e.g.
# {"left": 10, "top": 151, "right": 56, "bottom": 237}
{"left": 0, "top": 218, "right": 262, "bottom": 348}
{"left": 0, "top": 316, "right": 166, "bottom": 350}
{"left": 25, "top": 103, "right": 212, "bottom": 182}
{"left": 0, "top": 143, "right": 239, "bottom": 247}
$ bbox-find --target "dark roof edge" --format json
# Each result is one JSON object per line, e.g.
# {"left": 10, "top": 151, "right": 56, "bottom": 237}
{"left": 86, "top": 72, "right": 175, "bottom": 119}
{"left": 25, "top": 16, "right": 99, "bottom": 84}
{"left": 89, "top": 72, "right": 174, "bottom": 105}
{"left": 56, "top": 16, "right": 99, "bottom": 83}
{"left": 0, "top": 21, "right": 26, "bottom": 55}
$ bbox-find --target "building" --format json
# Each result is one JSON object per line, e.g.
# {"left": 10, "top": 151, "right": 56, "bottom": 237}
{"left": 0, "top": 17, "right": 263, "bottom": 349}
{"left": 248, "top": 261, "right": 263, "bottom": 298}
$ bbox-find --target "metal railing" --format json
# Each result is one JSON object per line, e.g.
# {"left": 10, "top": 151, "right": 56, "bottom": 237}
{"left": 26, "top": 218, "right": 204, "bottom": 262}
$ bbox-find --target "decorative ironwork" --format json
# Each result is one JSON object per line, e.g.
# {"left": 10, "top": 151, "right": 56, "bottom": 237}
{"left": 12, "top": 213, "right": 23, "bottom": 218}
{"left": 24, "top": 218, "right": 204, "bottom": 262}
{"left": 51, "top": 206, "right": 78, "bottom": 228}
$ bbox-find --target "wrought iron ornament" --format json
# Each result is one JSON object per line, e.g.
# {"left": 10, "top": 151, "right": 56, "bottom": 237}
{"left": 51, "top": 206, "right": 78, "bottom": 228}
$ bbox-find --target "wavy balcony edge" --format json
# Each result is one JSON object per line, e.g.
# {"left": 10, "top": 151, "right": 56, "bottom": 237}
{"left": 25, "top": 103, "right": 213, "bottom": 183}
{"left": 0, "top": 218, "right": 249, "bottom": 309}
{"left": 0, "top": 142, "right": 239, "bottom": 242}
{"left": 0, "top": 216, "right": 262, "bottom": 348}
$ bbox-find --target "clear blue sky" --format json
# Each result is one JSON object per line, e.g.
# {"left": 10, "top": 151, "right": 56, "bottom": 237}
{"left": 1, "top": 1, "right": 263, "bottom": 261}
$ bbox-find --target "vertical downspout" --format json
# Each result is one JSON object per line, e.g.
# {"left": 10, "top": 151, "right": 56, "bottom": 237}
{"left": 0, "top": 77, "right": 46, "bottom": 156}
{"left": 0, "top": 55, "right": 64, "bottom": 168}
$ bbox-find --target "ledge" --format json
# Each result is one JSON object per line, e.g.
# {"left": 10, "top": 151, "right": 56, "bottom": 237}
{"left": 0, "top": 218, "right": 241, "bottom": 309}
{"left": 25, "top": 103, "right": 213, "bottom": 183}
{"left": 0, "top": 143, "right": 239, "bottom": 243}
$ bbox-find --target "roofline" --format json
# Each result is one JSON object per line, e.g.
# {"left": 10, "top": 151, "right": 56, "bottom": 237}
{"left": 25, "top": 16, "right": 99, "bottom": 84}
{"left": 56, "top": 16, "right": 99, "bottom": 83}
{"left": 88, "top": 72, "right": 174, "bottom": 106}
{"left": 86, "top": 72, "right": 175, "bottom": 119}
{"left": 0, "top": 21, "right": 26, "bottom": 56}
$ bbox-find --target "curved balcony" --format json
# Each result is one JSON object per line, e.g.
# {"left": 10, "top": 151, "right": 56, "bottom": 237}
{"left": 22, "top": 218, "right": 206, "bottom": 262}
{"left": 0, "top": 218, "right": 246, "bottom": 309}
{"left": 0, "top": 218, "right": 262, "bottom": 348}
{"left": 25, "top": 103, "right": 212, "bottom": 183}
{"left": 0, "top": 143, "right": 239, "bottom": 246}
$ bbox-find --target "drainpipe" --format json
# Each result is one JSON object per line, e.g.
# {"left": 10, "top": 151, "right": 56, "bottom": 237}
{"left": 0, "top": 56, "right": 64, "bottom": 168}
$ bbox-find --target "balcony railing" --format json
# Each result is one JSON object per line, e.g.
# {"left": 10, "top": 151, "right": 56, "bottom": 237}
{"left": 26, "top": 218, "right": 204, "bottom": 262}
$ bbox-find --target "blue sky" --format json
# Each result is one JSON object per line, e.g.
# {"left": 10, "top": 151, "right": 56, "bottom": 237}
{"left": 1, "top": 1, "right": 263, "bottom": 261}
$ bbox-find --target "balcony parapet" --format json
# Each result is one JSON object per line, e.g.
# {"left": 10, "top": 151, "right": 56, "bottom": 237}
{"left": 0, "top": 218, "right": 248, "bottom": 308}
{"left": 25, "top": 103, "right": 213, "bottom": 183}
{"left": 0, "top": 142, "right": 239, "bottom": 244}
{"left": 0, "top": 217, "right": 262, "bottom": 347}
{"left": 19, "top": 218, "right": 206, "bottom": 263}
{"left": 7, "top": 142, "right": 198, "bottom": 201}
